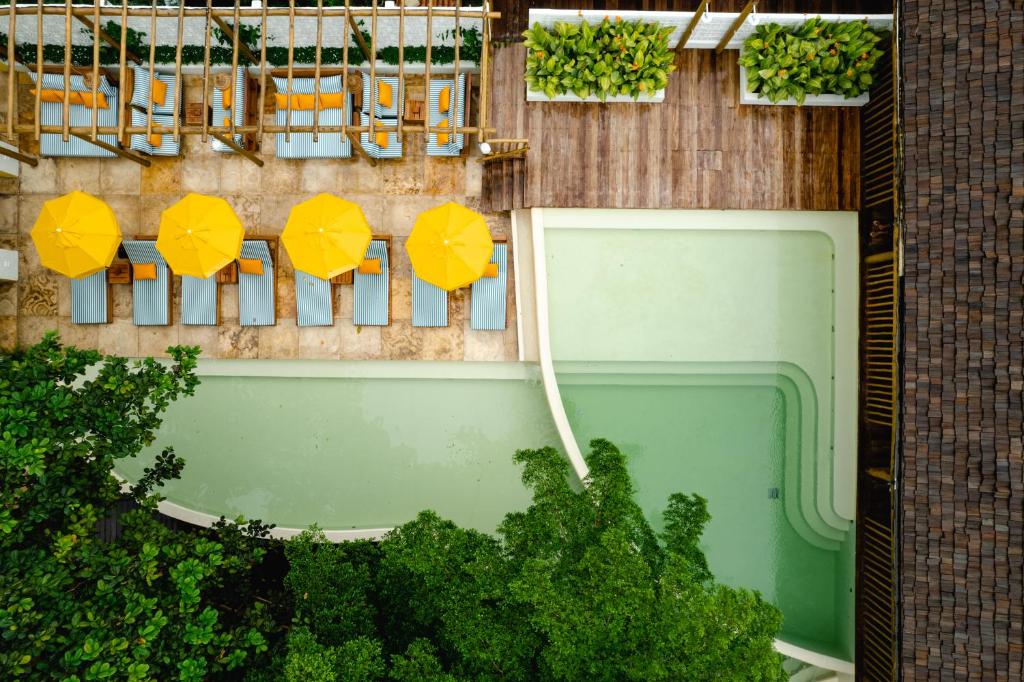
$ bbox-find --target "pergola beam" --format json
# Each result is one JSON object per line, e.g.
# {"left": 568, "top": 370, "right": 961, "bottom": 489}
{"left": 675, "top": 0, "right": 708, "bottom": 55}
{"left": 71, "top": 12, "right": 143, "bottom": 64}
{"left": 346, "top": 131, "right": 377, "bottom": 167}
{"left": 71, "top": 133, "right": 151, "bottom": 166}
{"left": 0, "top": 143, "right": 39, "bottom": 167}
{"left": 211, "top": 132, "right": 264, "bottom": 166}
{"left": 715, "top": 0, "right": 755, "bottom": 53}
{"left": 347, "top": 9, "right": 374, "bottom": 63}
{"left": 211, "top": 13, "right": 259, "bottom": 66}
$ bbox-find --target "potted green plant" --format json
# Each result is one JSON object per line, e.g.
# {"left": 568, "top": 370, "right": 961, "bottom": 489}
{"left": 523, "top": 17, "right": 675, "bottom": 103}
{"left": 738, "top": 17, "right": 885, "bottom": 107}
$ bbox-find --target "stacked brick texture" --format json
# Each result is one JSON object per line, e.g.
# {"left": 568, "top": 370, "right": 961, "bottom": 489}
{"left": 900, "top": 0, "right": 1024, "bottom": 678}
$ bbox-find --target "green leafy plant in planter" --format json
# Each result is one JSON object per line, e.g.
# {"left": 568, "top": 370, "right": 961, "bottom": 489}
{"left": 523, "top": 18, "right": 675, "bottom": 100}
{"left": 739, "top": 17, "right": 885, "bottom": 104}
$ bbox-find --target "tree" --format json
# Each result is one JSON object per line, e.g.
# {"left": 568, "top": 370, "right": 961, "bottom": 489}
{"left": 0, "top": 334, "right": 278, "bottom": 680}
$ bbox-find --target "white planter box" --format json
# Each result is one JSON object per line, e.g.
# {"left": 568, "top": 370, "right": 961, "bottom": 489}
{"left": 738, "top": 66, "right": 869, "bottom": 107}
{"left": 526, "top": 89, "right": 665, "bottom": 103}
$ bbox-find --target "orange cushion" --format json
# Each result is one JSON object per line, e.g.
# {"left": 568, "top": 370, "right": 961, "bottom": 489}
{"left": 438, "top": 86, "right": 450, "bottom": 113}
{"left": 238, "top": 257, "right": 263, "bottom": 276}
{"left": 318, "top": 92, "right": 344, "bottom": 109}
{"left": 357, "top": 258, "right": 382, "bottom": 275}
{"left": 32, "top": 88, "right": 66, "bottom": 103}
{"left": 219, "top": 85, "right": 232, "bottom": 110}
{"left": 148, "top": 125, "right": 163, "bottom": 148}
{"left": 222, "top": 117, "right": 232, "bottom": 128}
{"left": 377, "top": 80, "right": 393, "bottom": 109}
{"left": 436, "top": 118, "right": 450, "bottom": 146}
{"left": 274, "top": 93, "right": 316, "bottom": 110}
{"left": 133, "top": 263, "right": 157, "bottom": 281}
{"left": 78, "top": 92, "right": 109, "bottom": 109}
{"left": 150, "top": 77, "right": 167, "bottom": 107}
{"left": 374, "top": 131, "right": 389, "bottom": 149}
{"left": 482, "top": 263, "right": 498, "bottom": 278}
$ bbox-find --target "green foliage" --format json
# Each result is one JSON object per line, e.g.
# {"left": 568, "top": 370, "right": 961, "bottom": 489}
{"left": 280, "top": 439, "right": 785, "bottom": 680}
{"left": 0, "top": 334, "right": 279, "bottom": 680}
{"left": 213, "top": 21, "right": 266, "bottom": 51}
{"left": 738, "top": 17, "right": 886, "bottom": 104}
{"left": 282, "top": 628, "right": 385, "bottom": 682}
{"left": 523, "top": 18, "right": 675, "bottom": 100}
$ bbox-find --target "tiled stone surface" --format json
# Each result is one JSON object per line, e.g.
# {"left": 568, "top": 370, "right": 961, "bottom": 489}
{"left": 3, "top": 76, "right": 516, "bottom": 362}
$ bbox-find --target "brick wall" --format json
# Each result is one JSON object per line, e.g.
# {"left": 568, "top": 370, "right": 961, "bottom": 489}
{"left": 900, "top": 0, "right": 1024, "bottom": 678}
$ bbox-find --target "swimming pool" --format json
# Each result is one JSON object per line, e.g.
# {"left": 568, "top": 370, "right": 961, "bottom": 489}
{"left": 533, "top": 209, "right": 858, "bottom": 662}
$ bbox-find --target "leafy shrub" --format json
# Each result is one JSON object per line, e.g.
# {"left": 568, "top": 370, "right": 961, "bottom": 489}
{"left": 523, "top": 18, "right": 675, "bottom": 100}
{"left": 0, "top": 335, "right": 280, "bottom": 680}
{"left": 739, "top": 17, "right": 885, "bottom": 104}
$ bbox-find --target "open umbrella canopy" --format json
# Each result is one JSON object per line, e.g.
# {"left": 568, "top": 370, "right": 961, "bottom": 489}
{"left": 406, "top": 201, "right": 493, "bottom": 291}
{"left": 30, "top": 191, "right": 121, "bottom": 279}
{"left": 282, "top": 194, "right": 373, "bottom": 280}
{"left": 157, "top": 193, "right": 244, "bottom": 278}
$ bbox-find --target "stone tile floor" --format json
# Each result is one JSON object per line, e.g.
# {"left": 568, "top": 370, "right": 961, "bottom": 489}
{"left": 0, "top": 74, "right": 517, "bottom": 361}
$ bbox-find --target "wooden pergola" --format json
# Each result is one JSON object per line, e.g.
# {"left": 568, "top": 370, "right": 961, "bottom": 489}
{"left": 0, "top": 0, "right": 498, "bottom": 167}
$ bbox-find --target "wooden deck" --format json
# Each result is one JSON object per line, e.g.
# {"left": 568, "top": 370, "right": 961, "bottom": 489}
{"left": 482, "top": 45, "right": 862, "bottom": 212}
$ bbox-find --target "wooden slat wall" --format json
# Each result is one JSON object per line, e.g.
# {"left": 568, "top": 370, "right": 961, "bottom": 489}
{"left": 483, "top": 43, "right": 861, "bottom": 212}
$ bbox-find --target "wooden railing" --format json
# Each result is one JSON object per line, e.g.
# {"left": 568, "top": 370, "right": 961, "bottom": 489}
{"left": 479, "top": 137, "right": 528, "bottom": 163}
{"left": 855, "top": 37, "right": 900, "bottom": 682}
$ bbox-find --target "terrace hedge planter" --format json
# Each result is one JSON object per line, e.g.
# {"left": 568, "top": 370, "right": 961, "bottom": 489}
{"left": 738, "top": 66, "right": 868, "bottom": 107}
{"left": 526, "top": 89, "right": 665, "bottom": 103}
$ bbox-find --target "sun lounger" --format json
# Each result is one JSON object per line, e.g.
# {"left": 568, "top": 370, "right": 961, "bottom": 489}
{"left": 470, "top": 241, "right": 508, "bottom": 330}
{"left": 426, "top": 74, "right": 466, "bottom": 157}
{"left": 122, "top": 240, "right": 171, "bottom": 326}
{"left": 412, "top": 272, "right": 447, "bottom": 328}
{"left": 129, "top": 65, "right": 178, "bottom": 115}
{"left": 353, "top": 238, "right": 390, "bottom": 326}
{"left": 128, "top": 109, "right": 181, "bottom": 156}
{"left": 359, "top": 112, "right": 402, "bottom": 159}
{"left": 211, "top": 66, "right": 247, "bottom": 153}
{"left": 295, "top": 270, "right": 334, "bottom": 327}
{"left": 70, "top": 270, "right": 111, "bottom": 324}
{"left": 180, "top": 274, "right": 218, "bottom": 326}
{"left": 238, "top": 239, "right": 276, "bottom": 326}
{"left": 272, "top": 75, "right": 352, "bottom": 159}
{"left": 32, "top": 73, "right": 119, "bottom": 158}
{"left": 360, "top": 72, "right": 404, "bottom": 119}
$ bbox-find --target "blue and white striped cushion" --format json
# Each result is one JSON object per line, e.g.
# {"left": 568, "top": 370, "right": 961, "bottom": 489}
{"left": 295, "top": 270, "right": 333, "bottom": 327}
{"left": 180, "top": 275, "right": 217, "bottom": 326}
{"left": 128, "top": 109, "right": 181, "bottom": 156}
{"left": 70, "top": 270, "right": 108, "bottom": 324}
{"left": 122, "top": 240, "right": 170, "bottom": 326}
{"left": 239, "top": 240, "right": 275, "bottom": 326}
{"left": 275, "top": 102, "right": 351, "bottom": 159}
{"left": 360, "top": 72, "right": 404, "bottom": 118}
{"left": 130, "top": 66, "right": 178, "bottom": 115}
{"left": 470, "top": 243, "right": 508, "bottom": 331}
{"left": 34, "top": 74, "right": 119, "bottom": 157}
{"left": 353, "top": 240, "right": 389, "bottom": 326}
{"left": 358, "top": 112, "right": 402, "bottom": 159}
{"left": 426, "top": 74, "right": 465, "bottom": 157}
{"left": 412, "top": 272, "right": 447, "bottom": 327}
{"left": 211, "top": 66, "right": 246, "bottom": 153}
{"left": 272, "top": 75, "right": 343, "bottom": 96}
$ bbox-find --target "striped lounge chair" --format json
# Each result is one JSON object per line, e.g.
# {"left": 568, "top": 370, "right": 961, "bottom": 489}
{"left": 359, "top": 113, "right": 402, "bottom": 159}
{"left": 211, "top": 66, "right": 247, "bottom": 153}
{"left": 70, "top": 270, "right": 111, "bottom": 324}
{"left": 295, "top": 270, "right": 333, "bottom": 327}
{"left": 412, "top": 272, "right": 447, "bottom": 328}
{"left": 180, "top": 275, "right": 218, "bottom": 326}
{"left": 353, "top": 239, "right": 389, "bottom": 326}
{"left": 470, "top": 241, "right": 508, "bottom": 330}
{"left": 360, "top": 72, "right": 404, "bottom": 119}
{"left": 238, "top": 240, "right": 276, "bottom": 326}
{"left": 128, "top": 109, "right": 181, "bottom": 157}
{"left": 122, "top": 240, "right": 171, "bottom": 326}
{"left": 129, "top": 65, "right": 178, "bottom": 115}
{"left": 32, "top": 73, "right": 119, "bottom": 157}
{"left": 272, "top": 75, "right": 351, "bottom": 159}
{"left": 426, "top": 74, "right": 466, "bottom": 157}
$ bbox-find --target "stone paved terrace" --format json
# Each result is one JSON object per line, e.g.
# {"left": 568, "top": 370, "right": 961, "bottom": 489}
{"left": 0, "top": 73, "right": 518, "bottom": 362}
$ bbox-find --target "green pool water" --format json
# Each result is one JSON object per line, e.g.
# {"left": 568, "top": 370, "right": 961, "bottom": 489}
{"left": 115, "top": 363, "right": 561, "bottom": 533}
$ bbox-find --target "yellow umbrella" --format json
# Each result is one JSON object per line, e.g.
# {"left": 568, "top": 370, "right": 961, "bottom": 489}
{"left": 31, "top": 191, "right": 121, "bottom": 279}
{"left": 406, "top": 201, "right": 493, "bottom": 291}
{"left": 282, "top": 193, "right": 373, "bottom": 280}
{"left": 157, "top": 193, "right": 244, "bottom": 278}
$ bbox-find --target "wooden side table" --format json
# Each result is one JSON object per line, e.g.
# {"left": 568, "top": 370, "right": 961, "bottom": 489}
{"left": 403, "top": 98, "right": 425, "bottom": 125}
{"left": 185, "top": 102, "right": 206, "bottom": 126}
{"left": 108, "top": 262, "right": 131, "bottom": 284}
